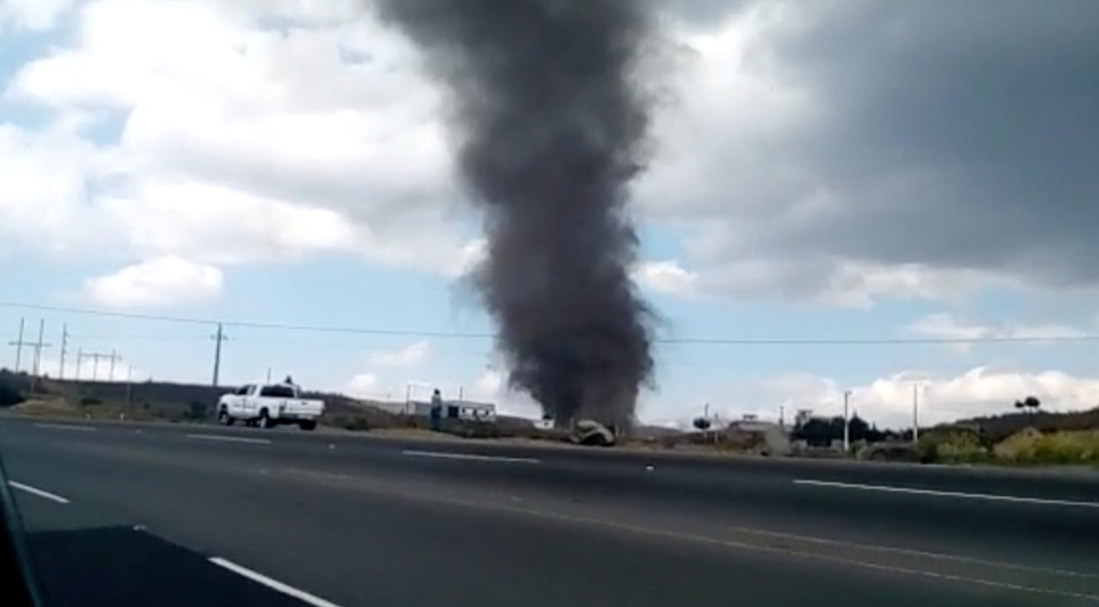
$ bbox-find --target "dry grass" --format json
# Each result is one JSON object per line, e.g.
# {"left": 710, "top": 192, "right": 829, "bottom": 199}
{"left": 11, "top": 398, "right": 81, "bottom": 416}
{"left": 993, "top": 429, "right": 1099, "bottom": 464}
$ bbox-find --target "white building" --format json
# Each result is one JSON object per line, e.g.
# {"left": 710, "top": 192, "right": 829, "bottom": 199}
{"left": 405, "top": 399, "right": 497, "bottom": 422}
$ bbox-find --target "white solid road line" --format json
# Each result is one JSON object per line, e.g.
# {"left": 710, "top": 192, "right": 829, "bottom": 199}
{"left": 793, "top": 479, "right": 1099, "bottom": 509}
{"left": 186, "top": 434, "right": 271, "bottom": 445}
{"left": 33, "top": 423, "right": 97, "bottom": 432}
{"left": 403, "top": 449, "right": 540, "bottom": 464}
{"left": 8, "top": 481, "right": 70, "bottom": 504}
{"left": 209, "top": 557, "right": 343, "bottom": 607}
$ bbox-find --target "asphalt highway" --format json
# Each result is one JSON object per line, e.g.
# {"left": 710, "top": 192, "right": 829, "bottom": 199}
{"left": 0, "top": 417, "right": 1097, "bottom": 607}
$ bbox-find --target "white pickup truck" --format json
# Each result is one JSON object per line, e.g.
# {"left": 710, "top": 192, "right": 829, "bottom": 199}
{"left": 216, "top": 382, "right": 325, "bottom": 431}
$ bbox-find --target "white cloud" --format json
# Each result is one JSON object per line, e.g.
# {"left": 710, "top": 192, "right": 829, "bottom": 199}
{"left": 448, "top": 238, "right": 487, "bottom": 278}
{"left": 632, "top": 260, "right": 699, "bottom": 298}
{"left": 0, "top": 124, "right": 114, "bottom": 260}
{"left": 633, "top": 255, "right": 1011, "bottom": 308}
{"left": 905, "top": 313, "right": 1087, "bottom": 344}
{"left": 3, "top": 0, "right": 472, "bottom": 277}
{"left": 903, "top": 313, "right": 1090, "bottom": 355}
{"left": 82, "top": 256, "right": 223, "bottom": 309}
{"left": 99, "top": 180, "right": 359, "bottom": 265}
{"left": 346, "top": 372, "right": 378, "bottom": 398}
{"left": 0, "top": 0, "right": 76, "bottom": 30}
{"left": 366, "top": 341, "right": 430, "bottom": 368}
{"left": 716, "top": 366, "right": 1099, "bottom": 431}
{"left": 4, "top": 0, "right": 1098, "bottom": 309}
{"left": 440, "top": 367, "right": 539, "bottom": 419}
{"left": 473, "top": 368, "right": 504, "bottom": 395}
{"left": 631, "top": 1, "right": 1099, "bottom": 306}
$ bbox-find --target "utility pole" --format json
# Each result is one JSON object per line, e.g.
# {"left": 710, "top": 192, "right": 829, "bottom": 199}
{"left": 30, "top": 319, "right": 50, "bottom": 376}
{"left": 8, "top": 317, "right": 28, "bottom": 372}
{"left": 75, "top": 348, "right": 83, "bottom": 379}
{"left": 58, "top": 324, "right": 69, "bottom": 380}
{"left": 842, "top": 390, "right": 852, "bottom": 453}
{"left": 211, "top": 323, "right": 227, "bottom": 387}
{"left": 912, "top": 383, "right": 921, "bottom": 444}
{"left": 28, "top": 320, "right": 53, "bottom": 394}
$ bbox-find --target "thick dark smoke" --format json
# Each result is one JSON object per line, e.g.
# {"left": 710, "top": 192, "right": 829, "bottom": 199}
{"left": 372, "top": 0, "right": 659, "bottom": 428}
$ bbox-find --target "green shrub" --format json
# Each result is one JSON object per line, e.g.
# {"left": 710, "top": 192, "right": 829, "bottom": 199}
{"left": 80, "top": 396, "right": 103, "bottom": 406}
{"left": 338, "top": 415, "right": 371, "bottom": 431}
{"left": 918, "top": 430, "right": 990, "bottom": 464}
{"left": 184, "top": 400, "right": 209, "bottom": 421}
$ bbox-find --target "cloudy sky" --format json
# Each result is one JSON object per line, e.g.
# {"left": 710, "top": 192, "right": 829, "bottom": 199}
{"left": 3, "top": 0, "right": 1099, "bottom": 430}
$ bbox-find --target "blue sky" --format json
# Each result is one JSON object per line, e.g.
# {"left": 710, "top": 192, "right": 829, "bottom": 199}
{"left": 3, "top": 0, "right": 1099, "bottom": 429}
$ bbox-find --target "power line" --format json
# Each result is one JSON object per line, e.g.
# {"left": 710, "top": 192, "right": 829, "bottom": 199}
{"left": 3, "top": 300, "right": 1098, "bottom": 345}
{"left": 0, "top": 301, "right": 490, "bottom": 338}
{"left": 70, "top": 333, "right": 209, "bottom": 343}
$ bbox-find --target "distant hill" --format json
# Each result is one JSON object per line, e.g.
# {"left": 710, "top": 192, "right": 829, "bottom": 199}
{"left": 942, "top": 407, "right": 1099, "bottom": 442}
{"left": 0, "top": 368, "right": 690, "bottom": 435}
{"left": 0, "top": 368, "right": 391, "bottom": 424}
{"left": 0, "top": 368, "right": 557, "bottom": 433}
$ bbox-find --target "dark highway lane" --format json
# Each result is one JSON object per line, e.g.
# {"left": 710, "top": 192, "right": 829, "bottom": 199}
{"left": 1, "top": 419, "right": 1098, "bottom": 607}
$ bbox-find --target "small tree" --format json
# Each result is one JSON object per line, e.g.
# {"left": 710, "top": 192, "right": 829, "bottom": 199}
{"left": 1024, "top": 395, "right": 1041, "bottom": 413}
{"left": 1014, "top": 396, "right": 1041, "bottom": 414}
{"left": 692, "top": 417, "right": 712, "bottom": 431}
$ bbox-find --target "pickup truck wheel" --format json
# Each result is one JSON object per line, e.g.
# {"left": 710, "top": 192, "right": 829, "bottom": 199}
{"left": 299, "top": 420, "right": 317, "bottom": 431}
{"left": 218, "top": 409, "right": 235, "bottom": 426}
{"left": 257, "top": 409, "right": 273, "bottom": 429}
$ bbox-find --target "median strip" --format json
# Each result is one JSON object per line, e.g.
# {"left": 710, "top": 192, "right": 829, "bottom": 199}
{"left": 8, "top": 481, "right": 70, "bottom": 504}
{"left": 793, "top": 479, "right": 1099, "bottom": 509}
{"left": 33, "top": 423, "right": 97, "bottom": 432}
{"left": 209, "top": 557, "right": 343, "bottom": 607}
{"left": 403, "top": 449, "right": 540, "bottom": 464}
{"left": 186, "top": 434, "right": 271, "bottom": 445}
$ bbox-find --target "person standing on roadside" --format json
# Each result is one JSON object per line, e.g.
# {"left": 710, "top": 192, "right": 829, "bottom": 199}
{"left": 430, "top": 389, "right": 443, "bottom": 432}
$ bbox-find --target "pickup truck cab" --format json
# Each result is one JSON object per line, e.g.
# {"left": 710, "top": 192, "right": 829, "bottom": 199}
{"left": 217, "top": 382, "right": 325, "bottom": 431}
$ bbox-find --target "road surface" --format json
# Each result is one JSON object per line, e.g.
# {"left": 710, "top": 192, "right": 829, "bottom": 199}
{"left": 0, "top": 417, "right": 1097, "bottom": 607}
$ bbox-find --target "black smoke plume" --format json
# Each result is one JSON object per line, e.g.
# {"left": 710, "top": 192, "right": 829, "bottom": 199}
{"left": 372, "top": 0, "right": 658, "bottom": 428}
